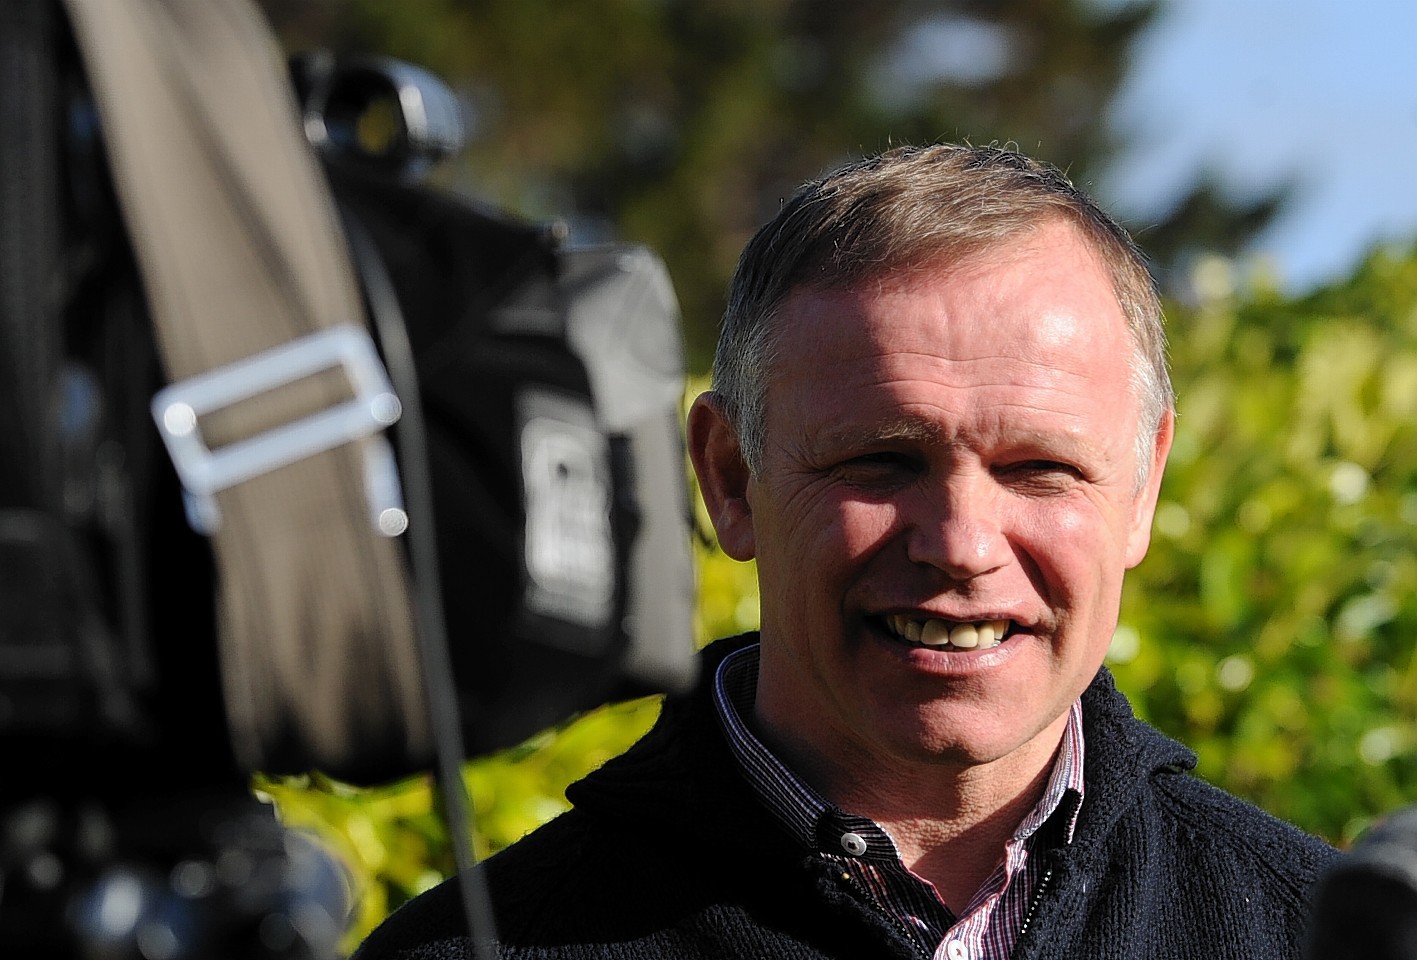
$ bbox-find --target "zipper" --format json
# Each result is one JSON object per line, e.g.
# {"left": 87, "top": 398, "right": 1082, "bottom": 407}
{"left": 832, "top": 868, "right": 933, "bottom": 960}
{"left": 1014, "top": 865, "right": 1054, "bottom": 944}
{"left": 1013, "top": 789, "right": 1081, "bottom": 955}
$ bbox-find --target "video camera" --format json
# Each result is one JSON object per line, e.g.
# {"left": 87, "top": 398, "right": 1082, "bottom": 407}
{"left": 0, "top": 0, "right": 697, "bottom": 954}
{"left": 1305, "top": 805, "right": 1417, "bottom": 960}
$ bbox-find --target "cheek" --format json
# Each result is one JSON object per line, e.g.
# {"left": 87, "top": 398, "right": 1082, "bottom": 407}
{"left": 1015, "top": 501, "right": 1125, "bottom": 598}
{"left": 1018, "top": 500, "right": 1087, "bottom": 547}
{"left": 756, "top": 498, "right": 901, "bottom": 633}
{"left": 761, "top": 494, "right": 902, "bottom": 589}
{"left": 826, "top": 498, "right": 904, "bottom": 562}
{"left": 759, "top": 487, "right": 889, "bottom": 570}
{"left": 1020, "top": 494, "right": 1134, "bottom": 552}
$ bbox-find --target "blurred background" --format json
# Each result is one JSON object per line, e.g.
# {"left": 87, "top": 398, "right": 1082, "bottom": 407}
{"left": 233, "top": 0, "right": 1417, "bottom": 950}
{"left": 253, "top": 0, "right": 1417, "bottom": 361}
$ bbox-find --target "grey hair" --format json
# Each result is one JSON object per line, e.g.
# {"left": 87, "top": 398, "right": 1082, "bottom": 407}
{"left": 711, "top": 142, "right": 1174, "bottom": 490}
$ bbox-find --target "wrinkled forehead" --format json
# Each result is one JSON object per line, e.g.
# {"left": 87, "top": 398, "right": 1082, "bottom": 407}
{"left": 772, "top": 223, "right": 1136, "bottom": 364}
{"left": 762, "top": 226, "right": 1143, "bottom": 432}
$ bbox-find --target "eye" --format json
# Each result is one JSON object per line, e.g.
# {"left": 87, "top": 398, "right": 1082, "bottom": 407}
{"left": 997, "top": 459, "right": 1085, "bottom": 492}
{"left": 1011, "top": 459, "right": 1079, "bottom": 474}
{"left": 833, "top": 451, "right": 922, "bottom": 487}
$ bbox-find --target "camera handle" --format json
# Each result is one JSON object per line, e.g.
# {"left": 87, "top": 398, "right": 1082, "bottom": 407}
{"left": 60, "top": 0, "right": 498, "bottom": 954}
{"left": 62, "top": 0, "right": 430, "bottom": 787}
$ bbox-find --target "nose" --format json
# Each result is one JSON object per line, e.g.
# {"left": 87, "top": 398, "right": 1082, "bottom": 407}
{"left": 904, "top": 473, "right": 1011, "bottom": 580}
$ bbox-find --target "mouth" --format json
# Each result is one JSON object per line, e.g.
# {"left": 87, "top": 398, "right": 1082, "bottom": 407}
{"left": 880, "top": 614, "right": 1014, "bottom": 651}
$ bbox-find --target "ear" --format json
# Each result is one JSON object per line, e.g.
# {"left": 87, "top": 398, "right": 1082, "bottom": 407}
{"left": 1124, "top": 408, "right": 1174, "bottom": 568}
{"left": 687, "top": 392, "right": 757, "bottom": 561}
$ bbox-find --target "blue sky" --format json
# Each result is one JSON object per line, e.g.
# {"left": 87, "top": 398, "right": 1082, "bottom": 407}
{"left": 1102, "top": 0, "right": 1417, "bottom": 293}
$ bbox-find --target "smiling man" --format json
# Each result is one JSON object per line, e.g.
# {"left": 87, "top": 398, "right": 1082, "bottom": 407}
{"left": 356, "top": 144, "right": 1336, "bottom": 960}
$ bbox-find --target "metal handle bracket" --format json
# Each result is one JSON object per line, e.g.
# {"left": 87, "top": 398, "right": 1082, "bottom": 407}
{"left": 151, "top": 324, "right": 406, "bottom": 536}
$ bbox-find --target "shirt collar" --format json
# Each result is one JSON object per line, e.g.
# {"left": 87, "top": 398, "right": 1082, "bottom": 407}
{"left": 711, "top": 641, "right": 1086, "bottom": 851}
{"left": 713, "top": 642, "right": 828, "bottom": 849}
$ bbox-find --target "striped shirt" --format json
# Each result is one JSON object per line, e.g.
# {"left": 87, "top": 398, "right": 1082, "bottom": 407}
{"left": 712, "top": 643, "right": 1085, "bottom": 960}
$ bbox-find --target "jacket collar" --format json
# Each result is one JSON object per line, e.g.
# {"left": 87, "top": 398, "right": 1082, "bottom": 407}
{"left": 569, "top": 633, "right": 1196, "bottom": 850}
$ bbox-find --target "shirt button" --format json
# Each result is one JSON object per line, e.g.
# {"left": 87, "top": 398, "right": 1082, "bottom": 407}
{"left": 840, "top": 832, "right": 868, "bottom": 856}
{"left": 946, "top": 941, "right": 969, "bottom": 960}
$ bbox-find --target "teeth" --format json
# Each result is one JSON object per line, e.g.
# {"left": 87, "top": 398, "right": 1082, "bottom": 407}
{"left": 950, "top": 623, "right": 979, "bottom": 649}
{"left": 887, "top": 616, "right": 1009, "bottom": 650}
{"left": 920, "top": 619, "right": 952, "bottom": 646}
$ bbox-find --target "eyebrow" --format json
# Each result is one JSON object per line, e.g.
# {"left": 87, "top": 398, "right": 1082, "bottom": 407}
{"left": 817, "top": 415, "right": 1097, "bottom": 461}
{"left": 817, "top": 418, "right": 944, "bottom": 450}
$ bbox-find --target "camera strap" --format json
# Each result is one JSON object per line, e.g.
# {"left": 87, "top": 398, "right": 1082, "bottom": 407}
{"left": 61, "top": 0, "right": 432, "bottom": 781}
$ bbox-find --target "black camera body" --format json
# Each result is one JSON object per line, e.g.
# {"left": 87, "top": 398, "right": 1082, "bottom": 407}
{"left": 0, "top": 0, "right": 696, "bottom": 953}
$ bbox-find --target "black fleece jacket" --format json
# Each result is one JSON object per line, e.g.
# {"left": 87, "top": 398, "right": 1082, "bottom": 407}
{"left": 356, "top": 634, "right": 1337, "bottom": 960}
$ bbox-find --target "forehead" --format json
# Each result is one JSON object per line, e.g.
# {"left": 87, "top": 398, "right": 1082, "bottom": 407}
{"left": 776, "top": 222, "right": 1130, "bottom": 361}
{"left": 764, "top": 221, "right": 1139, "bottom": 445}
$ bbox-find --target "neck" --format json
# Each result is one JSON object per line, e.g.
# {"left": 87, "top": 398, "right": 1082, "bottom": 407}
{"left": 870, "top": 757, "right": 1058, "bottom": 911}
{"left": 753, "top": 710, "right": 1069, "bottom": 912}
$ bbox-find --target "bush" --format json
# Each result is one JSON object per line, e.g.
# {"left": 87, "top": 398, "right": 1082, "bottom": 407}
{"left": 1114, "top": 245, "right": 1417, "bottom": 845}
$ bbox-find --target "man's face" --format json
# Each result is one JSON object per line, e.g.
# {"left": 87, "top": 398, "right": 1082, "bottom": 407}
{"left": 692, "top": 219, "right": 1171, "bottom": 790}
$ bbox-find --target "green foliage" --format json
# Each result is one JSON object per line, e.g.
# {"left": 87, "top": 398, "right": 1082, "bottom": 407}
{"left": 1113, "top": 245, "right": 1417, "bottom": 846}
{"left": 258, "top": 696, "right": 662, "bottom": 951}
